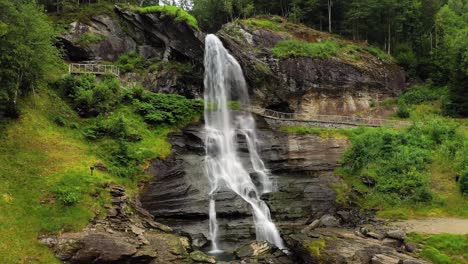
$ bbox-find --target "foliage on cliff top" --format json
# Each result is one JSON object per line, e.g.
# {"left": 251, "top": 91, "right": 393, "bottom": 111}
{"left": 238, "top": 17, "right": 394, "bottom": 64}
{"left": 133, "top": 5, "right": 199, "bottom": 30}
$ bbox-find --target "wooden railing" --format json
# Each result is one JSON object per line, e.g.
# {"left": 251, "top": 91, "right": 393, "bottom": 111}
{"left": 69, "top": 63, "right": 120, "bottom": 77}
{"left": 249, "top": 107, "right": 410, "bottom": 128}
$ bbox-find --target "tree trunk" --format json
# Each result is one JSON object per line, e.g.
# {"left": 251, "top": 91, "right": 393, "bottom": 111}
{"left": 328, "top": 0, "right": 332, "bottom": 33}
{"left": 387, "top": 22, "right": 391, "bottom": 54}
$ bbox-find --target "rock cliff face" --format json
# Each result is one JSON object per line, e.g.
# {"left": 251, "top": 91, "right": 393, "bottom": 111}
{"left": 139, "top": 116, "right": 349, "bottom": 252}
{"left": 217, "top": 19, "right": 406, "bottom": 116}
{"left": 60, "top": 6, "right": 205, "bottom": 98}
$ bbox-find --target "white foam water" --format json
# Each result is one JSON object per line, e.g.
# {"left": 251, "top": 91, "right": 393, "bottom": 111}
{"left": 203, "top": 34, "right": 285, "bottom": 252}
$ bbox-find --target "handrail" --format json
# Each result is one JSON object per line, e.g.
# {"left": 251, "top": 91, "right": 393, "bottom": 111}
{"left": 248, "top": 106, "right": 410, "bottom": 128}
{"left": 69, "top": 63, "right": 120, "bottom": 77}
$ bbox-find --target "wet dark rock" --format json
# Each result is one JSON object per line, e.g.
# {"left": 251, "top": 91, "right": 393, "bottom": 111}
{"left": 140, "top": 120, "right": 348, "bottom": 251}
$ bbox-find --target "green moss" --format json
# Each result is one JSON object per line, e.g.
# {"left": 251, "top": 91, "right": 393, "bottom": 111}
{"left": 76, "top": 33, "right": 105, "bottom": 45}
{"left": 133, "top": 5, "right": 199, "bottom": 30}
{"left": 304, "top": 239, "right": 326, "bottom": 257}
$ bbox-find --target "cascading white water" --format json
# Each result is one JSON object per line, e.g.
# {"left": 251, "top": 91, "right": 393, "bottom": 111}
{"left": 203, "top": 34, "right": 285, "bottom": 253}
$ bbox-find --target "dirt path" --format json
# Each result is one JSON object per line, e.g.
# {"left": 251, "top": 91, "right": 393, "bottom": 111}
{"left": 390, "top": 218, "right": 468, "bottom": 234}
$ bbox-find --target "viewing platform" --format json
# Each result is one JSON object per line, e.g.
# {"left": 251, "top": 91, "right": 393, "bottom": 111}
{"left": 69, "top": 63, "right": 120, "bottom": 77}
{"left": 249, "top": 107, "right": 410, "bottom": 128}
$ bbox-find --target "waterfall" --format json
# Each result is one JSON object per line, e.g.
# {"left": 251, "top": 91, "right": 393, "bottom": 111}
{"left": 203, "top": 34, "right": 285, "bottom": 253}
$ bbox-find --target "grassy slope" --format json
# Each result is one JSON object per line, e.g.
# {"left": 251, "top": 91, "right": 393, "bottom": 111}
{"left": 241, "top": 17, "right": 393, "bottom": 67}
{"left": 0, "top": 88, "right": 172, "bottom": 263}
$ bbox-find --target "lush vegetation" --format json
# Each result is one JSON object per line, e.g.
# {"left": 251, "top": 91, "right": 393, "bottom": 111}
{"left": 407, "top": 233, "right": 468, "bottom": 264}
{"left": 0, "top": 0, "right": 61, "bottom": 118}
{"left": 134, "top": 5, "right": 199, "bottom": 30}
{"left": 54, "top": 74, "right": 121, "bottom": 117}
{"left": 0, "top": 78, "right": 201, "bottom": 262}
{"left": 281, "top": 82, "right": 468, "bottom": 218}
{"left": 115, "top": 52, "right": 195, "bottom": 75}
{"left": 271, "top": 39, "right": 391, "bottom": 62}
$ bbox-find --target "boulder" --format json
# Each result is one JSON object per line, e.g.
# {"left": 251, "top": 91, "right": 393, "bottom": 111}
{"left": 319, "top": 215, "right": 340, "bottom": 227}
{"left": 386, "top": 229, "right": 407, "bottom": 241}
{"left": 190, "top": 250, "right": 216, "bottom": 263}
{"left": 287, "top": 228, "right": 429, "bottom": 264}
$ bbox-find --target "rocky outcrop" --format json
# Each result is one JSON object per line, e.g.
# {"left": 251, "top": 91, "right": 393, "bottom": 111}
{"left": 41, "top": 186, "right": 215, "bottom": 263}
{"left": 60, "top": 6, "right": 205, "bottom": 97}
{"left": 217, "top": 19, "right": 406, "bottom": 116}
{"left": 288, "top": 227, "right": 429, "bottom": 264}
{"left": 59, "top": 14, "right": 137, "bottom": 62}
{"left": 60, "top": 7, "right": 205, "bottom": 64}
{"left": 115, "top": 6, "right": 205, "bottom": 63}
{"left": 139, "top": 116, "right": 350, "bottom": 252}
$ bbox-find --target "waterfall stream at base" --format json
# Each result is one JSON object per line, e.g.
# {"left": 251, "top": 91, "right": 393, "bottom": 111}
{"left": 203, "top": 34, "right": 285, "bottom": 253}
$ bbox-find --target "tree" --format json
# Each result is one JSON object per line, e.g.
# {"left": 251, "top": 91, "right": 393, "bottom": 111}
{"left": 0, "top": 0, "right": 61, "bottom": 117}
{"left": 445, "top": 50, "right": 468, "bottom": 117}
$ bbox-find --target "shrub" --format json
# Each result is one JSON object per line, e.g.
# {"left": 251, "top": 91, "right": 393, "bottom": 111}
{"left": 135, "top": 5, "right": 199, "bottom": 30}
{"left": 396, "top": 103, "right": 410, "bottom": 118}
{"left": 272, "top": 40, "right": 340, "bottom": 59}
{"left": 83, "top": 116, "right": 141, "bottom": 142}
{"left": 53, "top": 116, "right": 67, "bottom": 127}
{"left": 342, "top": 128, "right": 432, "bottom": 202}
{"left": 460, "top": 167, "right": 468, "bottom": 195}
{"left": 132, "top": 91, "right": 203, "bottom": 126}
{"left": 55, "top": 74, "right": 121, "bottom": 117}
{"left": 115, "top": 52, "right": 145, "bottom": 73}
{"left": 400, "top": 84, "right": 448, "bottom": 105}
{"left": 53, "top": 185, "right": 82, "bottom": 206}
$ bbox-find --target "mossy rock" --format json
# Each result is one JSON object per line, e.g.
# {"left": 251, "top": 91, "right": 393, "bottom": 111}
{"left": 190, "top": 250, "right": 216, "bottom": 263}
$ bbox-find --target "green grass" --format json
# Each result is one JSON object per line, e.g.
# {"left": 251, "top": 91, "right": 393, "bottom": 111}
{"left": 407, "top": 233, "right": 468, "bottom": 264}
{"left": 134, "top": 5, "right": 199, "bottom": 30}
{"left": 279, "top": 126, "right": 353, "bottom": 139}
{"left": 271, "top": 39, "right": 389, "bottom": 62}
{"left": 0, "top": 86, "right": 179, "bottom": 262}
{"left": 272, "top": 40, "right": 341, "bottom": 59}
{"left": 366, "top": 46, "right": 392, "bottom": 61}
{"left": 243, "top": 17, "right": 288, "bottom": 32}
